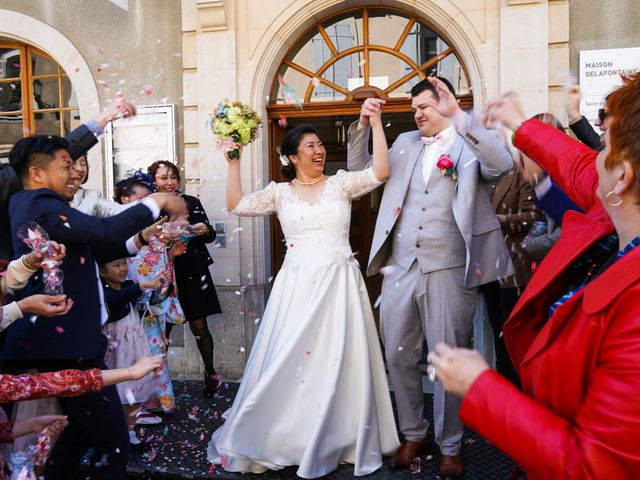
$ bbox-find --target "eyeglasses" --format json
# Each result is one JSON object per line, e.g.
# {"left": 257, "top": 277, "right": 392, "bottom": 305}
{"left": 597, "top": 108, "right": 608, "bottom": 123}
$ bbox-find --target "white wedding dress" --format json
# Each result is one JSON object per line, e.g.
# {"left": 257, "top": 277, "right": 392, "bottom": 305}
{"left": 207, "top": 168, "right": 400, "bottom": 478}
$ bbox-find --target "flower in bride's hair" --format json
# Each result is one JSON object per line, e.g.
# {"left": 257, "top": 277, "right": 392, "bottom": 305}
{"left": 279, "top": 154, "right": 290, "bottom": 167}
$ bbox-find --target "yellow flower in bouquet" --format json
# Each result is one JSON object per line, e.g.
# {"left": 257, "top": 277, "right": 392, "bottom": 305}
{"left": 210, "top": 100, "right": 262, "bottom": 159}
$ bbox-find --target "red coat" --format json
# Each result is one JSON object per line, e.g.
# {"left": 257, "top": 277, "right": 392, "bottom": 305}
{"left": 459, "top": 119, "right": 640, "bottom": 478}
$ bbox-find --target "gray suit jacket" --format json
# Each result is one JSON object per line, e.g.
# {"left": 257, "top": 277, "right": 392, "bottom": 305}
{"left": 347, "top": 114, "right": 515, "bottom": 287}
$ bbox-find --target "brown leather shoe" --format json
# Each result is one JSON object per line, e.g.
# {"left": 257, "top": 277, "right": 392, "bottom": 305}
{"left": 440, "top": 454, "right": 464, "bottom": 479}
{"left": 388, "top": 436, "right": 433, "bottom": 470}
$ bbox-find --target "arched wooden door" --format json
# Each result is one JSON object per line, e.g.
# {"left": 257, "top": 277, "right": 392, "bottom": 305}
{"left": 266, "top": 6, "right": 474, "bottom": 309}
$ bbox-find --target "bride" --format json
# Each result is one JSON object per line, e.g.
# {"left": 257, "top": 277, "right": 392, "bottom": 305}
{"left": 207, "top": 99, "right": 400, "bottom": 478}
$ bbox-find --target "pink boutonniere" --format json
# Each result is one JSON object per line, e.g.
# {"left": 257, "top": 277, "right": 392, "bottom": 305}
{"left": 436, "top": 154, "right": 457, "bottom": 181}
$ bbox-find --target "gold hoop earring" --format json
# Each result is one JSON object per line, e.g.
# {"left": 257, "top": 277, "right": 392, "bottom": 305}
{"left": 605, "top": 190, "right": 623, "bottom": 207}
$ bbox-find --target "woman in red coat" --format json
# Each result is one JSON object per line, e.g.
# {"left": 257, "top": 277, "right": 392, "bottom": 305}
{"left": 426, "top": 73, "right": 640, "bottom": 478}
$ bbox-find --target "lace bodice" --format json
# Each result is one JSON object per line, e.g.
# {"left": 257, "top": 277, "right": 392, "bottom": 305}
{"left": 232, "top": 168, "right": 383, "bottom": 266}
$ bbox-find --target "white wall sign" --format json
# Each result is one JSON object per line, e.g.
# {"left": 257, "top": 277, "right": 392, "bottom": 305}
{"left": 104, "top": 104, "right": 177, "bottom": 191}
{"left": 579, "top": 47, "right": 640, "bottom": 129}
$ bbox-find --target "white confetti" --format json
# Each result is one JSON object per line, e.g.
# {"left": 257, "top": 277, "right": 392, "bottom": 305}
{"left": 124, "top": 388, "right": 136, "bottom": 405}
{"left": 373, "top": 295, "right": 382, "bottom": 309}
{"left": 463, "top": 157, "right": 478, "bottom": 168}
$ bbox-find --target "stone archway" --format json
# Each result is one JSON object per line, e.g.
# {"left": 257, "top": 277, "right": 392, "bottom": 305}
{"left": 247, "top": 0, "right": 487, "bottom": 274}
{"left": 0, "top": 9, "right": 103, "bottom": 189}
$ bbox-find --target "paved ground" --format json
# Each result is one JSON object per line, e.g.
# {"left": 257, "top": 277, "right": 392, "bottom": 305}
{"left": 106, "top": 380, "right": 518, "bottom": 480}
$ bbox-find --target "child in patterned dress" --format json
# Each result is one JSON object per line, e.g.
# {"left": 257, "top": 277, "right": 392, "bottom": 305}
{"left": 99, "top": 258, "right": 169, "bottom": 452}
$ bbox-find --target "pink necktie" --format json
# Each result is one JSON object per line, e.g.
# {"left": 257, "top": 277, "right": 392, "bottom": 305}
{"left": 421, "top": 134, "right": 443, "bottom": 146}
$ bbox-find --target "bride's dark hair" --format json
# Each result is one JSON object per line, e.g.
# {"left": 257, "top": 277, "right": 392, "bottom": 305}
{"left": 279, "top": 124, "right": 320, "bottom": 181}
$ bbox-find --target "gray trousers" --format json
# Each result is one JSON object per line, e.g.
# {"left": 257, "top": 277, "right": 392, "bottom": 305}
{"left": 380, "top": 260, "right": 477, "bottom": 456}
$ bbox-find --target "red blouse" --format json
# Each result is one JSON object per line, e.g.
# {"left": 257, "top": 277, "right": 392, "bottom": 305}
{"left": 0, "top": 368, "right": 103, "bottom": 443}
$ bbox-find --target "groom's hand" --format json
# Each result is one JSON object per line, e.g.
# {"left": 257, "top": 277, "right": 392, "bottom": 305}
{"left": 358, "top": 98, "right": 385, "bottom": 130}
{"left": 425, "top": 76, "right": 462, "bottom": 119}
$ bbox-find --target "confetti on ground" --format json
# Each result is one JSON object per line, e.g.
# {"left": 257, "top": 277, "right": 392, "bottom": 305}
{"left": 410, "top": 456, "right": 421, "bottom": 474}
{"left": 75, "top": 380, "right": 513, "bottom": 478}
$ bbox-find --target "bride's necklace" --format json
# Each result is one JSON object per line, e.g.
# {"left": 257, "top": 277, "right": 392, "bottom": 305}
{"left": 293, "top": 175, "right": 325, "bottom": 186}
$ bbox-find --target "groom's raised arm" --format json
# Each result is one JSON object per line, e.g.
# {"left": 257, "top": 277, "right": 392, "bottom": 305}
{"left": 347, "top": 121, "right": 373, "bottom": 172}
{"left": 453, "top": 111, "right": 513, "bottom": 182}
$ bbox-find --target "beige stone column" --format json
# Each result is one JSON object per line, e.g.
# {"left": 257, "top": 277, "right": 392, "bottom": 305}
{"left": 173, "top": 0, "right": 254, "bottom": 380}
{"left": 499, "top": 0, "right": 549, "bottom": 116}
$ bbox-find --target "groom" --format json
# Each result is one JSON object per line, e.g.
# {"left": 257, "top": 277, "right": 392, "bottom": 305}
{"left": 348, "top": 77, "right": 514, "bottom": 479}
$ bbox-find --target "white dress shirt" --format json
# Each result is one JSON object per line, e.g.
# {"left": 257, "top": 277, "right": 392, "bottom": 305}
{"left": 421, "top": 125, "right": 457, "bottom": 185}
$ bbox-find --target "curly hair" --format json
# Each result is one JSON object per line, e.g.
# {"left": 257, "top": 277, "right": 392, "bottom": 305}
{"left": 606, "top": 72, "right": 640, "bottom": 205}
{"left": 147, "top": 160, "right": 181, "bottom": 189}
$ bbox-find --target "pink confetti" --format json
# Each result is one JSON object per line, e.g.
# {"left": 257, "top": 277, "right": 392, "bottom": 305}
{"left": 410, "top": 456, "right": 421, "bottom": 474}
{"left": 80, "top": 257, "right": 85, "bottom": 265}
{"left": 311, "top": 77, "right": 321, "bottom": 87}
{"left": 55, "top": 326, "right": 64, "bottom": 334}
{"left": 394, "top": 207, "right": 402, "bottom": 218}
{"left": 278, "top": 115, "right": 288, "bottom": 129}
{"left": 379, "top": 265, "right": 395, "bottom": 276}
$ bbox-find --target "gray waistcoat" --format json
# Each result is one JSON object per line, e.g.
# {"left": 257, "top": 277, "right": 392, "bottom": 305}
{"left": 391, "top": 153, "right": 467, "bottom": 273}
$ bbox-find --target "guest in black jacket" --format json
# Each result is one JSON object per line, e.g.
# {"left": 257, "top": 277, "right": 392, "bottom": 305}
{"left": 148, "top": 160, "right": 222, "bottom": 398}
{"left": 565, "top": 85, "right": 607, "bottom": 152}
{"left": 3, "top": 135, "right": 186, "bottom": 480}
{"left": 0, "top": 99, "right": 137, "bottom": 259}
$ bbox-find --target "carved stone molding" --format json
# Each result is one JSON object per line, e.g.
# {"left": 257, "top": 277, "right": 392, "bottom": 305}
{"left": 508, "top": 0, "right": 542, "bottom": 5}
{"left": 197, "top": 0, "right": 227, "bottom": 32}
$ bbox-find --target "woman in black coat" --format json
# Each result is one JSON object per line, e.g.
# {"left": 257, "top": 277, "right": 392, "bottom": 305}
{"left": 148, "top": 161, "right": 222, "bottom": 397}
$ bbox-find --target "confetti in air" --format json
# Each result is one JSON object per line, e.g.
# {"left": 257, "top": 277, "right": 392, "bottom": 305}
{"left": 278, "top": 75, "right": 303, "bottom": 109}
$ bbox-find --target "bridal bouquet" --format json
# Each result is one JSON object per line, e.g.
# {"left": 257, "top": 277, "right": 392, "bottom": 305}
{"left": 210, "top": 100, "right": 262, "bottom": 159}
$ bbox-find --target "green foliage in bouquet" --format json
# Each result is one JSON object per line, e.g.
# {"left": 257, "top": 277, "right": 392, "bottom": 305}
{"left": 210, "top": 100, "right": 262, "bottom": 159}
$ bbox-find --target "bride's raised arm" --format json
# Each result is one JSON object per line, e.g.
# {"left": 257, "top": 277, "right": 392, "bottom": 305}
{"left": 224, "top": 143, "right": 277, "bottom": 217}
{"left": 224, "top": 142, "right": 244, "bottom": 212}
{"left": 361, "top": 98, "right": 390, "bottom": 182}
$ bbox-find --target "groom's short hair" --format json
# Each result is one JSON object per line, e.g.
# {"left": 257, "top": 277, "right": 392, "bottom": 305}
{"left": 410, "top": 77, "right": 456, "bottom": 100}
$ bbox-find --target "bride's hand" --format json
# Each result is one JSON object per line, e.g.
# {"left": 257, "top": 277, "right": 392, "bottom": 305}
{"left": 360, "top": 98, "right": 386, "bottom": 128}
{"left": 221, "top": 138, "right": 242, "bottom": 162}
